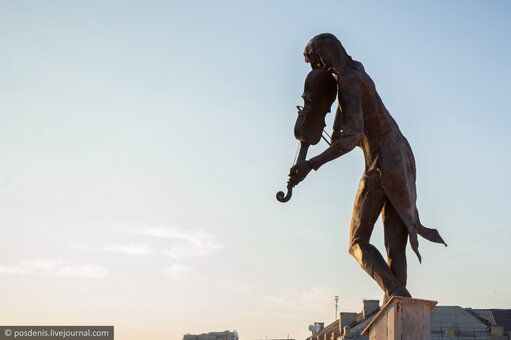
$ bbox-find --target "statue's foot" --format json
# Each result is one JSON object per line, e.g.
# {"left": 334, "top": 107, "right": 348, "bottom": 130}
{"left": 391, "top": 287, "right": 412, "bottom": 298}
{"left": 383, "top": 287, "right": 411, "bottom": 304}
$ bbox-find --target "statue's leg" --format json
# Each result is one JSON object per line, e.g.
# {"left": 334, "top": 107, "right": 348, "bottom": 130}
{"left": 348, "top": 171, "right": 408, "bottom": 299}
{"left": 382, "top": 201, "right": 409, "bottom": 290}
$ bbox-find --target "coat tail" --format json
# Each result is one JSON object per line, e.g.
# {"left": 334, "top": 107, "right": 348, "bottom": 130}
{"left": 416, "top": 224, "right": 448, "bottom": 247}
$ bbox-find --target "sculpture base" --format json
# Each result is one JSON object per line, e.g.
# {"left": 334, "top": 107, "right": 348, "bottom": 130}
{"left": 361, "top": 296, "right": 437, "bottom": 340}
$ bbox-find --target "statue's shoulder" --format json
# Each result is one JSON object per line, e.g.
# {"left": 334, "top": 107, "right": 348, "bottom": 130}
{"left": 339, "top": 71, "right": 365, "bottom": 92}
{"left": 340, "top": 62, "right": 374, "bottom": 94}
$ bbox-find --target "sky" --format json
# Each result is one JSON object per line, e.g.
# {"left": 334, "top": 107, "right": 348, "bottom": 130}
{"left": 1, "top": 1, "right": 510, "bottom": 339}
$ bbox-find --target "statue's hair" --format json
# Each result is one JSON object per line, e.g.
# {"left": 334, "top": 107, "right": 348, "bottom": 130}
{"left": 305, "top": 33, "right": 353, "bottom": 64}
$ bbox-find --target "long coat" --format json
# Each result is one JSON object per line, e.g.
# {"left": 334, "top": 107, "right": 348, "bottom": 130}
{"left": 339, "top": 61, "right": 447, "bottom": 261}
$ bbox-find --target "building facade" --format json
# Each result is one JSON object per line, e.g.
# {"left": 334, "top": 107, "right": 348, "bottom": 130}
{"left": 307, "top": 300, "right": 511, "bottom": 340}
{"left": 183, "top": 330, "right": 239, "bottom": 340}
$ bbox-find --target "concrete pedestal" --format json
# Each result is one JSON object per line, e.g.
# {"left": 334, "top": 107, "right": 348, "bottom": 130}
{"left": 361, "top": 296, "right": 437, "bottom": 340}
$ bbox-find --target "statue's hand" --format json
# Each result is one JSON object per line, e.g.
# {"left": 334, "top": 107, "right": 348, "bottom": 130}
{"left": 289, "top": 160, "right": 312, "bottom": 186}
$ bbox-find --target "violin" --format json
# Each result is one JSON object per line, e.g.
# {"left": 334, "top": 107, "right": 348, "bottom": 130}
{"left": 276, "top": 69, "right": 337, "bottom": 203}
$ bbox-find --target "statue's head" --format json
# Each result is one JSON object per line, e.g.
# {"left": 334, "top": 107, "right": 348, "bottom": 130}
{"left": 304, "top": 33, "right": 349, "bottom": 73}
{"left": 294, "top": 69, "right": 337, "bottom": 145}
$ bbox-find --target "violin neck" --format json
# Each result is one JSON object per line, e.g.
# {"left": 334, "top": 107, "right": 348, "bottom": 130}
{"left": 298, "top": 142, "right": 310, "bottom": 161}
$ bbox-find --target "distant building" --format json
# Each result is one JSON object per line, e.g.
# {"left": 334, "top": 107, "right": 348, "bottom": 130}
{"left": 307, "top": 300, "right": 511, "bottom": 340}
{"left": 183, "top": 330, "right": 239, "bottom": 340}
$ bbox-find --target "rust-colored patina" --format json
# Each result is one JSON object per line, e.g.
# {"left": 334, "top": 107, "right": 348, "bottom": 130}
{"left": 279, "top": 33, "right": 447, "bottom": 301}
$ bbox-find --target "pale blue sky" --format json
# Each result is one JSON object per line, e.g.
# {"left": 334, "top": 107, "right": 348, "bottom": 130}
{"left": 1, "top": 1, "right": 510, "bottom": 339}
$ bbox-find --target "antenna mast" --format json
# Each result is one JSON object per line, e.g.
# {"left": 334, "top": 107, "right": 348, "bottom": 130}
{"left": 334, "top": 295, "right": 339, "bottom": 320}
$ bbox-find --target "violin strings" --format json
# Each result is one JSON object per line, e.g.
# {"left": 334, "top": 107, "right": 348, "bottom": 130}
{"left": 321, "top": 134, "right": 331, "bottom": 146}
{"left": 322, "top": 129, "right": 332, "bottom": 139}
{"left": 292, "top": 141, "right": 301, "bottom": 165}
{"left": 322, "top": 129, "right": 332, "bottom": 145}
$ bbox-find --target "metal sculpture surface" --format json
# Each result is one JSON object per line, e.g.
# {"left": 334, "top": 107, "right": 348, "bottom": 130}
{"left": 277, "top": 33, "right": 447, "bottom": 301}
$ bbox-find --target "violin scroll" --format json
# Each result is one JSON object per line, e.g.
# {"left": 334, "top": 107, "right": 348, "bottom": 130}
{"left": 276, "top": 142, "right": 309, "bottom": 203}
{"left": 276, "top": 184, "right": 293, "bottom": 203}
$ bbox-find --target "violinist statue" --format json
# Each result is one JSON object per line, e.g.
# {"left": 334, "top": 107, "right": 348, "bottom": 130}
{"left": 277, "top": 33, "right": 447, "bottom": 301}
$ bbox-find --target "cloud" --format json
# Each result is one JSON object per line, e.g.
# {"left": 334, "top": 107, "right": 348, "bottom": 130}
{"left": 265, "top": 287, "right": 335, "bottom": 314}
{"left": 0, "top": 260, "right": 108, "bottom": 279}
{"left": 121, "top": 225, "right": 223, "bottom": 259}
{"left": 53, "top": 264, "right": 108, "bottom": 278}
{"left": 240, "top": 287, "right": 338, "bottom": 321}
{"left": 103, "top": 244, "right": 154, "bottom": 255}
{"left": 69, "top": 243, "right": 155, "bottom": 256}
{"left": 162, "top": 264, "right": 194, "bottom": 281}
{"left": 0, "top": 264, "right": 31, "bottom": 274}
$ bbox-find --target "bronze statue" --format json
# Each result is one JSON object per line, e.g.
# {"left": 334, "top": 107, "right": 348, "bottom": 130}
{"left": 277, "top": 33, "right": 447, "bottom": 301}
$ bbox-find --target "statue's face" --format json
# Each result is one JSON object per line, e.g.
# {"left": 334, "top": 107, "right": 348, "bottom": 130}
{"left": 304, "top": 39, "right": 337, "bottom": 73}
{"left": 304, "top": 42, "right": 324, "bottom": 70}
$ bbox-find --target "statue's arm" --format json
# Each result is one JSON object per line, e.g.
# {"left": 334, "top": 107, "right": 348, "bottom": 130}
{"left": 331, "top": 105, "right": 343, "bottom": 141}
{"left": 308, "top": 79, "right": 364, "bottom": 171}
